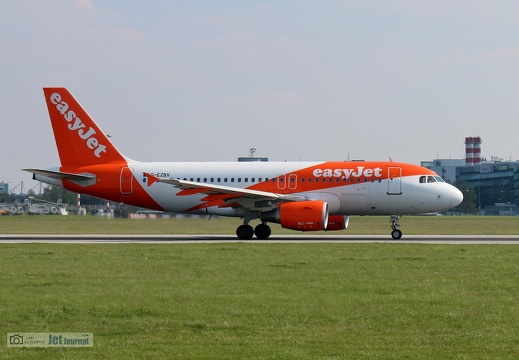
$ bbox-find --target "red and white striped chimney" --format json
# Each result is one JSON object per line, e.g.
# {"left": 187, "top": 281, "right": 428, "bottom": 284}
{"left": 465, "top": 137, "right": 482, "bottom": 166}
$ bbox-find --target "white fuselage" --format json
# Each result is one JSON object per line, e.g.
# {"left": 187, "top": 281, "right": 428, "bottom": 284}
{"left": 123, "top": 161, "right": 463, "bottom": 217}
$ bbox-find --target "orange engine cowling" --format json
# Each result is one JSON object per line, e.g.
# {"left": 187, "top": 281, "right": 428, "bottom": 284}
{"left": 326, "top": 215, "right": 349, "bottom": 231}
{"left": 261, "top": 200, "right": 329, "bottom": 231}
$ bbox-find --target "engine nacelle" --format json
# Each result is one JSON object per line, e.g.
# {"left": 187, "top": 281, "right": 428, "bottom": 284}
{"left": 326, "top": 215, "right": 349, "bottom": 231}
{"left": 261, "top": 200, "right": 329, "bottom": 231}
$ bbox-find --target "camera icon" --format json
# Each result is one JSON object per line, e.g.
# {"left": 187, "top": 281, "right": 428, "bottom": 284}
{"left": 9, "top": 334, "right": 24, "bottom": 345}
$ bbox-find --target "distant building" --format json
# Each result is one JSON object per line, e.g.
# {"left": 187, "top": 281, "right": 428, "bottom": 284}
{"left": 420, "top": 159, "right": 465, "bottom": 184}
{"left": 0, "top": 182, "right": 8, "bottom": 194}
{"left": 422, "top": 137, "right": 519, "bottom": 214}
{"left": 238, "top": 148, "right": 268, "bottom": 162}
{"left": 238, "top": 156, "right": 269, "bottom": 162}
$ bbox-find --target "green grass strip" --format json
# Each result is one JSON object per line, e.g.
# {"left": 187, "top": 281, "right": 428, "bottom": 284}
{"left": 1, "top": 215, "right": 519, "bottom": 235}
{"left": 1, "top": 243, "right": 519, "bottom": 359}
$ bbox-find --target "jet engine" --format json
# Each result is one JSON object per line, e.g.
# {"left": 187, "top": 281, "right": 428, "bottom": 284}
{"left": 326, "top": 215, "right": 350, "bottom": 231}
{"left": 261, "top": 200, "right": 329, "bottom": 231}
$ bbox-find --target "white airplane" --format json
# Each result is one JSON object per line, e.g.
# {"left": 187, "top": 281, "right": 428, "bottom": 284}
{"left": 24, "top": 88, "right": 463, "bottom": 239}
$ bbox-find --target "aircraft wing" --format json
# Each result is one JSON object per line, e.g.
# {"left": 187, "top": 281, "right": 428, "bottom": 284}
{"left": 144, "top": 173, "right": 304, "bottom": 210}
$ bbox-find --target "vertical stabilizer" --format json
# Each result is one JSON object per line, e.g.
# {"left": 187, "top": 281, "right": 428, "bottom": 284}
{"left": 43, "top": 87, "right": 127, "bottom": 166}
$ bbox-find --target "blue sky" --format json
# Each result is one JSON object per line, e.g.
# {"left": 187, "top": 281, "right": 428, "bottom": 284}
{"left": 2, "top": 0, "right": 519, "bottom": 190}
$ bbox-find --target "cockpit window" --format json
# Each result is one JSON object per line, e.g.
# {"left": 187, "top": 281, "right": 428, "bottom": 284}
{"left": 420, "top": 175, "right": 444, "bottom": 183}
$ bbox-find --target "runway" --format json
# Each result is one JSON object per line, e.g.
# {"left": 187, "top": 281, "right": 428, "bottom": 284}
{"left": 1, "top": 234, "right": 519, "bottom": 244}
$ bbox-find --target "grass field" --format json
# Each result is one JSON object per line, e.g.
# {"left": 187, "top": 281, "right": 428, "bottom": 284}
{"left": 1, "top": 214, "right": 519, "bottom": 235}
{"left": 1, "top": 216, "right": 519, "bottom": 359}
{"left": 1, "top": 243, "right": 519, "bottom": 359}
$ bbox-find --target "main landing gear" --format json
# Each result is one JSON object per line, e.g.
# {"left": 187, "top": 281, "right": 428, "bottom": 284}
{"left": 236, "top": 223, "right": 272, "bottom": 240}
{"left": 236, "top": 211, "right": 272, "bottom": 240}
{"left": 390, "top": 215, "right": 402, "bottom": 239}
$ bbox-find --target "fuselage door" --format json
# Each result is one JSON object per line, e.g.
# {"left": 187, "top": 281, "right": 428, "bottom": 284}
{"left": 387, "top": 167, "right": 402, "bottom": 195}
{"left": 120, "top": 167, "right": 134, "bottom": 195}
{"left": 277, "top": 175, "right": 286, "bottom": 190}
{"left": 288, "top": 174, "right": 297, "bottom": 190}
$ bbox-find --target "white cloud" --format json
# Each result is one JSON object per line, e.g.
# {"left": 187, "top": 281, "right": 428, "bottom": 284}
{"left": 75, "top": 0, "right": 97, "bottom": 12}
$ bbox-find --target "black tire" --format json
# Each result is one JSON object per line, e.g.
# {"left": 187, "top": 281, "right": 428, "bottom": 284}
{"left": 254, "top": 224, "right": 271, "bottom": 240}
{"left": 391, "top": 229, "right": 402, "bottom": 240}
{"left": 236, "top": 224, "right": 254, "bottom": 240}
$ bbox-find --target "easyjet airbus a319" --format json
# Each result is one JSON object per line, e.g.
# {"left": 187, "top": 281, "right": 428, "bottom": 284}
{"left": 24, "top": 88, "right": 463, "bottom": 239}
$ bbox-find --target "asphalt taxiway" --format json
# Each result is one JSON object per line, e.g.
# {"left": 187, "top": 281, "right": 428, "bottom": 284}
{"left": 0, "top": 234, "right": 518, "bottom": 244}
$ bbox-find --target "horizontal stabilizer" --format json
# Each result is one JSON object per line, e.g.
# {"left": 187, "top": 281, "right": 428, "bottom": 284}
{"left": 23, "top": 168, "right": 96, "bottom": 186}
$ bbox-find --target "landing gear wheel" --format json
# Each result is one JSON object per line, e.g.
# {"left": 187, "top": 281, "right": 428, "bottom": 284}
{"left": 254, "top": 224, "right": 271, "bottom": 240}
{"left": 391, "top": 229, "right": 402, "bottom": 240}
{"left": 236, "top": 224, "right": 254, "bottom": 240}
{"left": 390, "top": 215, "right": 402, "bottom": 240}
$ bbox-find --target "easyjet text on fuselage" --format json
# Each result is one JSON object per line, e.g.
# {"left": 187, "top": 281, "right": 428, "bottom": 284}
{"left": 312, "top": 166, "right": 383, "bottom": 179}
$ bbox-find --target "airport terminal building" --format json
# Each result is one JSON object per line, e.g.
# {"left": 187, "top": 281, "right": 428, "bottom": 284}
{"left": 422, "top": 137, "right": 519, "bottom": 215}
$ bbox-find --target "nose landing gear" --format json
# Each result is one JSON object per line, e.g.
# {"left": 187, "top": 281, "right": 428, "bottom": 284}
{"left": 390, "top": 215, "right": 402, "bottom": 239}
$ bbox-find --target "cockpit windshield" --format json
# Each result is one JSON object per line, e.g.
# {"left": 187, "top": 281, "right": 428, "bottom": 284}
{"left": 419, "top": 175, "right": 445, "bottom": 183}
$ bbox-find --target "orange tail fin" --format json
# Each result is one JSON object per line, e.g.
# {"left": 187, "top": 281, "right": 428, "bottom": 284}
{"left": 43, "top": 87, "right": 127, "bottom": 166}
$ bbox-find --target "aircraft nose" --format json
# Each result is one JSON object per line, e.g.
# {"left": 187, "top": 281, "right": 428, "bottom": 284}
{"left": 446, "top": 185, "right": 464, "bottom": 207}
